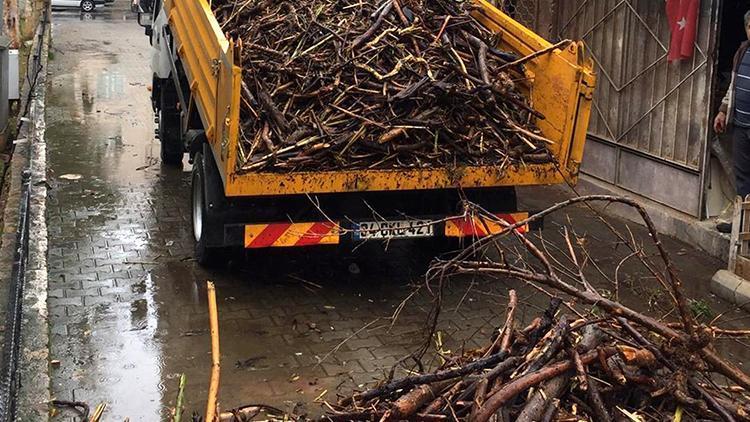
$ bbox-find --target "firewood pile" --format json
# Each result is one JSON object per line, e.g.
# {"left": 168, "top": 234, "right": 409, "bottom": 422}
{"left": 212, "top": 0, "right": 555, "bottom": 173}
{"left": 322, "top": 300, "right": 749, "bottom": 422}
{"left": 197, "top": 195, "right": 750, "bottom": 422}
{"left": 312, "top": 196, "right": 750, "bottom": 422}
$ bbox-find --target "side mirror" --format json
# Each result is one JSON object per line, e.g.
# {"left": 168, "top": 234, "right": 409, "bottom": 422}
{"left": 133, "top": 0, "right": 153, "bottom": 28}
{"left": 137, "top": 9, "right": 152, "bottom": 28}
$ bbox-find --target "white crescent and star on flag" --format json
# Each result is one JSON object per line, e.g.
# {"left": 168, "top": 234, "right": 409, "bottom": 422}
{"left": 666, "top": 0, "right": 698, "bottom": 61}
{"left": 667, "top": 0, "right": 688, "bottom": 30}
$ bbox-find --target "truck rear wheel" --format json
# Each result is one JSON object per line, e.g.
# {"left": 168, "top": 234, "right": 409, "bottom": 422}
{"left": 158, "top": 79, "right": 183, "bottom": 166}
{"left": 192, "top": 152, "right": 226, "bottom": 267}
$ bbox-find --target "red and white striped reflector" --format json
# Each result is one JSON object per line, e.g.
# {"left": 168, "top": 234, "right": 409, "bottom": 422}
{"left": 444, "top": 212, "right": 528, "bottom": 238}
{"left": 244, "top": 222, "right": 340, "bottom": 248}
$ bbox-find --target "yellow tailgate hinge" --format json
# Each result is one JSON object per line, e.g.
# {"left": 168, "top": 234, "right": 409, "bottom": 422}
{"left": 211, "top": 58, "right": 221, "bottom": 77}
{"left": 581, "top": 83, "right": 595, "bottom": 100}
{"left": 579, "top": 73, "right": 596, "bottom": 100}
{"left": 221, "top": 106, "right": 231, "bottom": 161}
{"left": 568, "top": 160, "right": 581, "bottom": 177}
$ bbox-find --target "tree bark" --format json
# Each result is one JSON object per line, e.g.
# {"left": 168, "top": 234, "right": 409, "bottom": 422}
{"left": 473, "top": 347, "right": 619, "bottom": 422}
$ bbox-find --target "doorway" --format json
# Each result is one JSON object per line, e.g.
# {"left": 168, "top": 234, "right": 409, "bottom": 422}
{"left": 715, "top": 1, "right": 750, "bottom": 103}
{"left": 706, "top": 1, "right": 750, "bottom": 218}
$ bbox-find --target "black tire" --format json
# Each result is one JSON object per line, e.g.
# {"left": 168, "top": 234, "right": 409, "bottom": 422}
{"left": 158, "top": 79, "right": 183, "bottom": 166}
{"left": 191, "top": 153, "right": 226, "bottom": 267}
{"left": 80, "top": 0, "right": 95, "bottom": 12}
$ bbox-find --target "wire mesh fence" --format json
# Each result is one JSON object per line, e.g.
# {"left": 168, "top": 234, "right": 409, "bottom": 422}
{"left": 493, "top": 0, "right": 541, "bottom": 31}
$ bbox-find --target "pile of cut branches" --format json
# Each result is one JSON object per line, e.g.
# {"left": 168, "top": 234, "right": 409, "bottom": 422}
{"left": 203, "top": 196, "right": 750, "bottom": 422}
{"left": 315, "top": 196, "right": 750, "bottom": 422}
{"left": 212, "top": 0, "right": 555, "bottom": 172}
{"left": 324, "top": 299, "right": 750, "bottom": 421}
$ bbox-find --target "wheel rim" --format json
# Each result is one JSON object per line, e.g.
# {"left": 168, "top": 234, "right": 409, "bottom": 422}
{"left": 192, "top": 175, "right": 203, "bottom": 243}
{"left": 82, "top": 2, "right": 93, "bottom": 10}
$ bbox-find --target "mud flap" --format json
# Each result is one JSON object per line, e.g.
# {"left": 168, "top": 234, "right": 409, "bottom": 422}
{"left": 199, "top": 144, "right": 229, "bottom": 247}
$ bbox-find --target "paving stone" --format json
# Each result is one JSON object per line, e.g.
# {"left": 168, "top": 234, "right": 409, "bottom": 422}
{"left": 64, "top": 287, "right": 101, "bottom": 298}
{"left": 81, "top": 280, "right": 114, "bottom": 289}
{"left": 50, "top": 324, "right": 68, "bottom": 336}
{"left": 48, "top": 297, "right": 83, "bottom": 307}
{"left": 48, "top": 289, "right": 64, "bottom": 299}
{"left": 83, "top": 295, "right": 117, "bottom": 306}
{"left": 99, "top": 286, "right": 133, "bottom": 296}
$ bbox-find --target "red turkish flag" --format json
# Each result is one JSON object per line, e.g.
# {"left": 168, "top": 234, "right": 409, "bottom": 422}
{"left": 667, "top": 0, "right": 700, "bottom": 62}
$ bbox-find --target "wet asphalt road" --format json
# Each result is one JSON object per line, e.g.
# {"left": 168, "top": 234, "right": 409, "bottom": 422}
{"left": 44, "top": 5, "right": 750, "bottom": 421}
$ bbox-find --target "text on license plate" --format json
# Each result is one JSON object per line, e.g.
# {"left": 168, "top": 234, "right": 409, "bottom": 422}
{"left": 356, "top": 220, "right": 434, "bottom": 240}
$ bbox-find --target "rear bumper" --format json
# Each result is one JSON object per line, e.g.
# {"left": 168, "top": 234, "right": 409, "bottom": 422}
{"left": 234, "top": 212, "right": 532, "bottom": 249}
{"left": 201, "top": 186, "right": 525, "bottom": 249}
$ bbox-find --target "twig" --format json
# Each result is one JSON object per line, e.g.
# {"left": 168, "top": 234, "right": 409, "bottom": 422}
{"left": 341, "top": 351, "right": 510, "bottom": 406}
{"left": 315, "top": 318, "right": 381, "bottom": 369}
{"left": 351, "top": 1, "right": 394, "bottom": 50}
{"left": 174, "top": 374, "right": 186, "bottom": 422}
{"left": 497, "top": 39, "right": 573, "bottom": 72}
{"left": 51, "top": 400, "right": 90, "bottom": 420}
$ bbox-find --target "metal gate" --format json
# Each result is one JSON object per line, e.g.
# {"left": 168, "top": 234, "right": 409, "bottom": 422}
{"left": 555, "top": 0, "right": 719, "bottom": 217}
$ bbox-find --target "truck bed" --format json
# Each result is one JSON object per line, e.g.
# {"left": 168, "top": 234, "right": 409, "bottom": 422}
{"left": 165, "top": 0, "right": 595, "bottom": 197}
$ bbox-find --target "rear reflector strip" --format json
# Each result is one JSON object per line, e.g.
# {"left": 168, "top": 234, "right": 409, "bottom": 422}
{"left": 244, "top": 212, "right": 528, "bottom": 248}
{"left": 444, "top": 213, "right": 528, "bottom": 238}
{"left": 244, "top": 222, "right": 340, "bottom": 248}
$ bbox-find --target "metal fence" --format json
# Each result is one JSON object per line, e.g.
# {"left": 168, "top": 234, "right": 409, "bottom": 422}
{"left": 492, "top": 0, "right": 541, "bottom": 32}
{"left": 487, "top": 0, "right": 555, "bottom": 38}
{"left": 505, "top": 0, "right": 539, "bottom": 28}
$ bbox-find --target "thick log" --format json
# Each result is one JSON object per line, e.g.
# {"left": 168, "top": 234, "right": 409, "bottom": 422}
{"left": 583, "top": 373, "right": 612, "bottom": 422}
{"left": 341, "top": 351, "right": 510, "bottom": 406}
{"left": 473, "top": 347, "right": 619, "bottom": 422}
{"left": 318, "top": 411, "right": 447, "bottom": 422}
{"left": 516, "top": 325, "right": 605, "bottom": 422}
{"left": 499, "top": 290, "right": 517, "bottom": 354}
{"left": 382, "top": 380, "right": 453, "bottom": 421}
{"left": 514, "top": 375, "right": 570, "bottom": 422}
{"left": 422, "top": 381, "right": 465, "bottom": 415}
{"left": 521, "top": 319, "right": 570, "bottom": 376}
{"left": 468, "top": 377, "right": 489, "bottom": 421}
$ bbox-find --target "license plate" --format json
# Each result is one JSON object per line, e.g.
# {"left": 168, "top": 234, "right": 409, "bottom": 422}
{"left": 355, "top": 219, "right": 434, "bottom": 240}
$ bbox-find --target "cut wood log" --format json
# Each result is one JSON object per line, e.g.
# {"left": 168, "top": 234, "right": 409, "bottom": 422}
{"left": 473, "top": 347, "right": 619, "bottom": 422}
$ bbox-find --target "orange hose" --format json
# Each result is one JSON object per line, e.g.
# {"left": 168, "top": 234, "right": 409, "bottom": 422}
{"left": 205, "top": 281, "right": 221, "bottom": 422}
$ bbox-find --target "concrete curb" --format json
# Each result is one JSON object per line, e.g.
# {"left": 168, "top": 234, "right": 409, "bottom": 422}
{"left": 577, "top": 175, "right": 730, "bottom": 261}
{"left": 711, "top": 270, "right": 750, "bottom": 311}
{"left": 14, "top": 19, "right": 51, "bottom": 421}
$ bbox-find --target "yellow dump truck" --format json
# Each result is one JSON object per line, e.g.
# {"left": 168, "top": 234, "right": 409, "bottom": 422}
{"left": 135, "top": 0, "right": 595, "bottom": 265}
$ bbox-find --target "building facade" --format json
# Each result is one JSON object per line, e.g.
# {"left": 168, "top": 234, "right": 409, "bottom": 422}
{"left": 501, "top": 0, "right": 729, "bottom": 219}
